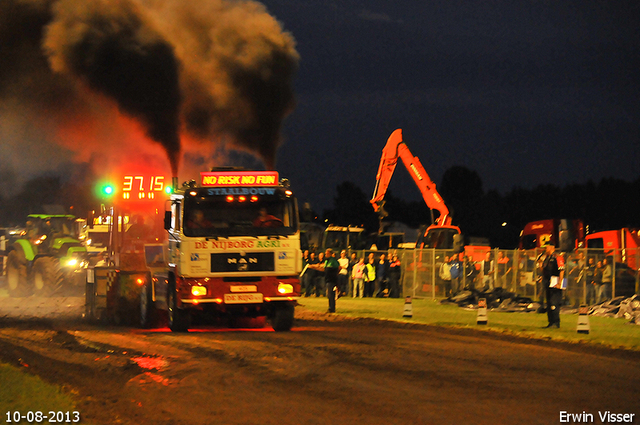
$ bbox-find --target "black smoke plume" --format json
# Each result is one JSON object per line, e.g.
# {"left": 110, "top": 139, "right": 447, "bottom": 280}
{"left": 0, "top": 0, "right": 299, "bottom": 178}
{"left": 45, "top": 0, "right": 182, "bottom": 175}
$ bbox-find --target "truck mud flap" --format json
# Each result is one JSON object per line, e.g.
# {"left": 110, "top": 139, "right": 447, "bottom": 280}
{"left": 86, "top": 266, "right": 116, "bottom": 323}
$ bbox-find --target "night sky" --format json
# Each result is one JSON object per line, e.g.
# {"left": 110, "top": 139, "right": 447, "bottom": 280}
{"left": 0, "top": 0, "right": 639, "bottom": 217}
{"left": 263, "top": 0, "right": 640, "bottom": 212}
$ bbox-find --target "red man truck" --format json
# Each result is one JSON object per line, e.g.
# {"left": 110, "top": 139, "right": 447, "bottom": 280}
{"left": 150, "top": 169, "right": 302, "bottom": 332}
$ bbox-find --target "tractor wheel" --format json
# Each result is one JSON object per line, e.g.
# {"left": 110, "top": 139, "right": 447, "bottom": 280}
{"left": 167, "top": 281, "right": 189, "bottom": 332}
{"left": 7, "top": 250, "right": 29, "bottom": 297}
{"left": 32, "top": 257, "right": 63, "bottom": 297}
{"left": 269, "top": 304, "right": 295, "bottom": 332}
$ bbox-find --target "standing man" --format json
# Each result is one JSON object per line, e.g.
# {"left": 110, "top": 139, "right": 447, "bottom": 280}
{"left": 449, "top": 253, "right": 463, "bottom": 296}
{"left": 337, "top": 250, "right": 350, "bottom": 297}
{"left": 594, "top": 260, "right": 604, "bottom": 303}
{"left": 306, "top": 252, "right": 318, "bottom": 297}
{"left": 540, "top": 242, "right": 565, "bottom": 328}
{"left": 439, "top": 255, "right": 452, "bottom": 296}
{"left": 388, "top": 254, "right": 402, "bottom": 298}
{"left": 315, "top": 252, "right": 325, "bottom": 296}
{"left": 584, "top": 257, "right": 597, "bottom": 305}
{"left": 479, "top": 251, "right": 494, "bottom": 291}
{"left": 375, "top": 253, "right": 390, "bottom": 297}
{"left": 351, "top": 257, "right": 365, "bottom": 298}
{"left": 600, "top": 257, "right": 613, "bottom": 303}
{"left": 301, "top": 250, "right": 310, "bottom": 297}
{"left": 310, "top": 249, "right": 340, "bottom": 313}
{"left": 364, "top": 253, "right": 376, "bottom": 297}
{"left": 348, "top": 252, "right": 358, "bottom": 297}
{"left": 496, "top": 251, "right": 512, "bottom": 290}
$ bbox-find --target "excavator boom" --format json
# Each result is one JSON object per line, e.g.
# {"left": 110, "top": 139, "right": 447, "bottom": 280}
{"left": 371, "top": 129, "right": 452, "bottom": 226}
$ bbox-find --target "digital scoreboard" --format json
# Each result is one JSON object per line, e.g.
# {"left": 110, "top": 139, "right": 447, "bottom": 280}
{"left": 97, "top": 175, "right": 171, "bottom": 202}
{"left": 121, "top": 175, "right": 170, "bottom": 200}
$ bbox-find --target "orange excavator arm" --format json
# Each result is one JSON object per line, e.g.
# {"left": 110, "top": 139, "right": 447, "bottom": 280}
{"left": 370, "top": 129, "right": 452, "bottom": 226}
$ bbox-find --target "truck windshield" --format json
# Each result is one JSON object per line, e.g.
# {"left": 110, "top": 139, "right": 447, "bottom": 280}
{"left": 88, "top": 231, "right": 110, "bottom": 248}
{"left": 322, "top": 230, "right": 365, "bottom": 251}
{"left": 31, "top": 217, "right": 78, "bottom": 239}
{"left": 520, "top": 234, "right": 538, "bottom": 250}
{"left": 183, "top": 191, "right": 298, "bottom": 237}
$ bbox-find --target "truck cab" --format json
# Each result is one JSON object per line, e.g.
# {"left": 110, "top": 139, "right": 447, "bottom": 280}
{"left": 156, "top": 170, "right": 302, "bottom": 331}
{"left": 519, "top": 218, "right": 585, "bottom": 251}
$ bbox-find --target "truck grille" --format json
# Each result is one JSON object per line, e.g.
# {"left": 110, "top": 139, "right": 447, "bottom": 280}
{"left": 211, "top": 252, "right": 275, "bottom": 273}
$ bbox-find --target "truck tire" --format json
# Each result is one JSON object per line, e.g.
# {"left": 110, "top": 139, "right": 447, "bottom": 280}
{"left": 167, "top": 282, "right": 189, "bottom": 332}
{"left": 33, "top": 257, "right": 63, "bottom": 297}
{"left": 270, "top": 304, "right": 295, "bottom": 332}
{"left": 7, "top": 250, "right": 29, "bottom": 297}
{"left": 140, "top": 281, "right": 156, "bottom": 329}
{"left": 116, "top": 296, "right": 140, "bottom": 326}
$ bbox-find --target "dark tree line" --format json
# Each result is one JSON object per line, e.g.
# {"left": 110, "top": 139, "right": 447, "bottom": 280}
{"left": 0, "top": 172, "right": 96, "bottom": 227}
{"left": 2, "top": 166, "right": 639, "bottom": 250}
{"left": 323, "top": 166, "right": 640, "bottom": 249}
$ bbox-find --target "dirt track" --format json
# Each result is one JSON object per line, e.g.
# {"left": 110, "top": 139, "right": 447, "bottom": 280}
{"left": 1, "top": 297, "right": 639, "bottom": 425}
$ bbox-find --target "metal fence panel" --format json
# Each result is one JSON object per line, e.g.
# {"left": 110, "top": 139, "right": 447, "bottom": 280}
{"left": 392, "top": 247, "right": 639, "bottom": 303}
{"left": 345, "top": 247, "right": 638, "bottom": 304}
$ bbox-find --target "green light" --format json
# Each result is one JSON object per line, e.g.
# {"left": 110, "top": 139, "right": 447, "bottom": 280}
{"left": 98, "top": 183, "right": 115, "bottom": 198}
{"left": 165, "top": 186, "right": 173, "bottom": 194}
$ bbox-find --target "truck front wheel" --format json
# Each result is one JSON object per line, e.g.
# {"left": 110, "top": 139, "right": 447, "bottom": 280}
{"left": 270, "top": 304, "right": 295, "bottom": 332}
{"left": 167, "top": 282, "right": 189, "bottom": 332}
{"left": 7, "top": 250, "right": 29, "bottom": 297}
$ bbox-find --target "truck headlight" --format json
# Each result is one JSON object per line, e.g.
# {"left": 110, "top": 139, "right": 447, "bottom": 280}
{"left": 277, "top": 283, "right": 294, "bottom": 294}
{"left": 191, "top": 286, "right": 207, "bottom": 296}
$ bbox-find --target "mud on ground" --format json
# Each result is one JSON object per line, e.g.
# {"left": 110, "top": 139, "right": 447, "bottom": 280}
{"left": 1, "top": 296, "right": 639, "bottom": 425}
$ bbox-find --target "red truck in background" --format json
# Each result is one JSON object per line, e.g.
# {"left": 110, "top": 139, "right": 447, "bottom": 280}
{"left": 519, "top": 218, "right": 585, "bottom": 252}
{"left": 520, "top": 218, "right": 638, "bottom": 269}
{"left": 585, "top": 228, "right": 640, "bottom": 270}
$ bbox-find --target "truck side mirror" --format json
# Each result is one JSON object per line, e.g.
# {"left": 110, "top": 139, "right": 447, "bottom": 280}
{"left": 164, "top": 211, "right": 172, "bottom": 230}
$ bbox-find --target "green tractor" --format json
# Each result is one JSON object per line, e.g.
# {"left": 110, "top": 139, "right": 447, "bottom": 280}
{"left": 6, "top": 214, "right": 88, "bottom": 297}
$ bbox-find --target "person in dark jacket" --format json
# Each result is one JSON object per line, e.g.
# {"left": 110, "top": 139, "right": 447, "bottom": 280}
{"left": 315, "top": 252, "right": 325, "bottom": 296}
{"left": 375, "top": 253, "right": 390, "bottom": 297}
{"left": 309, "top": 249, "right": 340, "bottom": 313}
{"left": 538, "top": 243, "right": 565, "bottom": 328}
{"left": 388, "top": 254, "right": 402, "bottom": 298}
{"left": 306, "top": 252, "right": 318, "bottom": 297}
{"left": 584, "top": 257, "right": 597, "bottom": 305}
{"left": 449, "top": 253, "right": 463, "bottom": 296}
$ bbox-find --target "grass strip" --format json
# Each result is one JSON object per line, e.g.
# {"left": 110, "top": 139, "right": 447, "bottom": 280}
{"left": 0, "top": 362, "right": 76, "bottom": 413}
{"left": 297, "top": 297, "right": 640, "bottom": 351}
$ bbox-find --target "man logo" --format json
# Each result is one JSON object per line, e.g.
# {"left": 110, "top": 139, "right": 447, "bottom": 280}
{"left": 279, "top": 252, "right": 288, "bottom": 260}
{"left": 229, "top": 254, "right": 259, "bottom": 271}
{"left": 191, "top": 253, "right": 200, "bottom": 261}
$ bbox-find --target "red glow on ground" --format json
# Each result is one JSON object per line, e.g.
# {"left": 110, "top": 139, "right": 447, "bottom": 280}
{"left": 131, "top": 356, "right": 169, "bottom": 370}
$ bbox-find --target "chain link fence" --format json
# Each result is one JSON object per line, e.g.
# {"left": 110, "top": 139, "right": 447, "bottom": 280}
{"left": 351, "top": 247, "right": 639, "bottom": 305}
